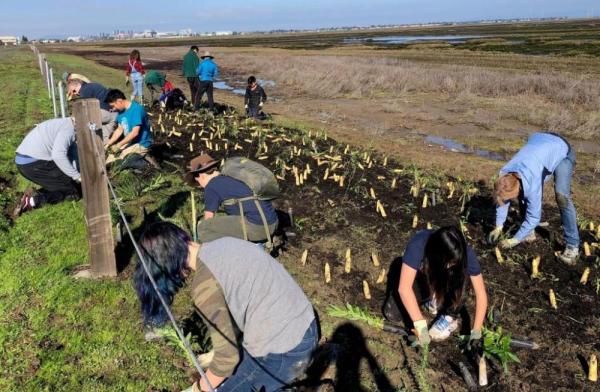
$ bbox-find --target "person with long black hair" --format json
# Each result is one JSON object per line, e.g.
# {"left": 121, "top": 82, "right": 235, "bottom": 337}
{"left": 388, "top": 226, "right": 487, "bottom": 346}
{"left": 134, "top": 222, "right": 318, "bottom": 392}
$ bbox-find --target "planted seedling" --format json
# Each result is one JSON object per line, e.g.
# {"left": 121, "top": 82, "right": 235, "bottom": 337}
{"left": 345, "top": 248, "right": 352, "bottom": 273}
{"left": 481, "top": 325, "right": 521, "bottom": 373}
{"left": 327, "top": 303, "right": 384, "bottom": 329}
{"left": 549, "top": 289, "right": 557, "bottom": 309}
{"left": 300, "top": 249, "right": 308, "bottom": 266}
{"left": 324, "top": 263, "right": 331, "bottom": 283}
{"left": 363, "top": 280, "right": 371, "bottom": 299}
{"left": 531, "top": 256, "right": 541, "bottom": 279}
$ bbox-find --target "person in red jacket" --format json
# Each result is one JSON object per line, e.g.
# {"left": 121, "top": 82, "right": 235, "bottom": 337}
{"left": 125, "top": 49, "right": 145, "bottom": 103}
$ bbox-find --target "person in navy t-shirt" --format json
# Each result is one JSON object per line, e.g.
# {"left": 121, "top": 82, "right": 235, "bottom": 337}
{"left": 385, "top": 226, "right": 488, "bottom": 348}
{"left": 185, "top": 154, "right": 278, "bottom": 244}
{"left": 104, "top": 89, "right": 153, "bottom": 165}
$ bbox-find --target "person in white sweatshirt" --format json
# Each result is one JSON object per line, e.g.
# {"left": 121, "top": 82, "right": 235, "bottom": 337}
{"left": 14, "top": 117, "right": 81, "bottom": 215}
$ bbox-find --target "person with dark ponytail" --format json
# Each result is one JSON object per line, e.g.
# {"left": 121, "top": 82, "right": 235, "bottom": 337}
{"left": 134, "top": 222, "right": 317, "bottom": 392}
{"left": 387, "top": 226, "right": 487, "bottom": 346}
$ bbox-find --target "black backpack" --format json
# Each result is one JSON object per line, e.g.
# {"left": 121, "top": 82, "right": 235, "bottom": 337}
{"left": 163, "top": 88, "right": 187, "bottom": 110}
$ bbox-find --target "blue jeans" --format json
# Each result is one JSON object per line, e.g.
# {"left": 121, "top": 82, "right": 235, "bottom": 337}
{"left": 217, "top": 320, "right": 318, "bottom": 392}
{"left": 554, "top": 146, "right": 580, "bottom": 248}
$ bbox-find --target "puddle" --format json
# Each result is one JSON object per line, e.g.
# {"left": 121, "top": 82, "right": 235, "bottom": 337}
{"left": 214, "top": 79, "right": 277, "bottom": 97}
{"left": 424, "top": 135, "right": 504, "bottom": 161}
{"left": 344, "top": 35, "right": 487, "bottom": 45}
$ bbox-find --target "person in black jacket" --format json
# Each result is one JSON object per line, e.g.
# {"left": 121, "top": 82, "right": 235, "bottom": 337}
{"left": 67, "top": 79, "right": 117, "bottom": 142}
{"left": 244, "top": 76, "right": 267, "bottom": 119}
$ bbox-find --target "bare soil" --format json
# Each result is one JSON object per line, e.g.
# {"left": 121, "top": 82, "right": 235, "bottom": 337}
{"left": 145, "top": 106, "right": 600, "bottom": 391}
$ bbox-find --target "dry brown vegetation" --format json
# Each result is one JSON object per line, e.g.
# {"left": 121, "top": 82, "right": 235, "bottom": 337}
{"left": 223, "top": 52, "right": 600, "bottom": 139}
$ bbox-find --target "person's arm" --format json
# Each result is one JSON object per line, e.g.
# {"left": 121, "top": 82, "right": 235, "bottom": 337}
{"left": 116, "top": 125, "right": 140, "bottom": 149}
{"left": 202, "top": 186, "right": 221, "bottom": 220}
{"left": 106, "top": 125, "right": 124, "bottom": 148}
{"left": 398, "top": 263, "right": 424, "bottom": 323}
{"left": 51, "top": 131, "right": 80, "bottom": 181}
{"left": 470, "top": 274, "right": 487, "bottom": 331}
{"left": 125, "top": 62, "right": 131, "bottom": 76}
{"left": 260, "top": 87, "right": 267, "bottom": 103}
{"left": 191, "top": 266, "right": 240, "bottom": 388}
{"left": 495, "top": 202, "right": 509, "bottom": 228}
{"left": 204, "top": 211, "right": 215, "bottom": 220}
{"left": 244, "top": 88, "right": 250, "bottom": 106}
{"left": 513, "top": 185, "right": 541, "bottom": 242}
{"left": 213, "top": 63, "right": 219, "bottom": 79}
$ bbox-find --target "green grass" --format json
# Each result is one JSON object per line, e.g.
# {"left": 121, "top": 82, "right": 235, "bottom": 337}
{"left": 0, "top": 48, "right": 191, "bottom": 391}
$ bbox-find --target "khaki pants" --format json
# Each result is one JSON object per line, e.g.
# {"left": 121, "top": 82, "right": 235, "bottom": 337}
{"left": 100, "top": 109, "right": 118, "bottom": 143}
{"left": 197, "top": 215, "right": 278, "bottom": 243}
{"left": 105, "top": 143, "right": 148, "bottom": 165}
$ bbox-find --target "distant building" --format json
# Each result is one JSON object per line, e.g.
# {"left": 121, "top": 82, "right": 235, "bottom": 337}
{"left": 0, "top": 36, "right": 18, "bottom": 45}
{"left": 215, "top": 31, "right": 233, "bottom": 36}
{"left": 66, "top": 36, "right": 83, "bottom": 42}
{"left": 179, "top": 28, "right": 193, "bottom": 36}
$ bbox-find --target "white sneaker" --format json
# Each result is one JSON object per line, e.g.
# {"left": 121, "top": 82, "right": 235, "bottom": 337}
{"left": 429, "top": 315, "right": 459, "bottom": 341}
{"left": 423, "top": 296, "right": 440, "bottom": 316}
{"left": 557, "top": 246, "right": 579, "bottom": 266}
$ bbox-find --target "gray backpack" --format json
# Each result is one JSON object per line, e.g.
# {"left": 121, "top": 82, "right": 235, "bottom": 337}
{"left": 221, "top": 157, "right": 279, "bottom": 248}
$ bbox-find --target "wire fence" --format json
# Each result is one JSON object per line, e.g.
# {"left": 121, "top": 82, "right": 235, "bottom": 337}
{"left": 29, "top": 45, "right": 215, "bottom": 392}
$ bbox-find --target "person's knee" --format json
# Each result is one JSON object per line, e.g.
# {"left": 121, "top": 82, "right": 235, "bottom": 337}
{"left": 555, "top": 192, "right": 570, "bottom": 209}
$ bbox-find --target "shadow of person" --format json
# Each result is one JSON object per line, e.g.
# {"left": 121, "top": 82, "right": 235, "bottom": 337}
{"left": 301, "top": 322, "right": 395, "bottom": 392}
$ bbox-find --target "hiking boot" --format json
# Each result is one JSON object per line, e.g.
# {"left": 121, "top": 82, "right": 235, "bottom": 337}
{"left": 557, "top": 246, "right": 579, "bottom": 266}
{"left": 13, "top": 189, "right": 34, "bottom": 216}
{"left": 524, "top": 231, "right": 537, "bottom": 243}
{"left": 429, "top": 315, "right": 459, "bottom": 341}
{"left": 423, "top": 297, "right": 440, "bottom": 316}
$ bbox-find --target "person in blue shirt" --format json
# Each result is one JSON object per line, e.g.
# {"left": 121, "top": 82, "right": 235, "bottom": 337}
{"left": 104, "top": 89, "right": 153, "bottom": 165}
{"left": 384, "top": 226, "right": 488, "bottom": 346}
{"left": 195, "top": 51, "right": 219, "bottom": 111}
{"left": 185, "top": 154, "right": 278, "bottom": 244}
{"left": 488, "top": 132, "right": 580, "bottom": 265}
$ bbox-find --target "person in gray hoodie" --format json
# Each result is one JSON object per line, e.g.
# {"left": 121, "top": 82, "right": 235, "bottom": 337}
{"left": 14, "top": 118, "right": 81, "bottom": 215}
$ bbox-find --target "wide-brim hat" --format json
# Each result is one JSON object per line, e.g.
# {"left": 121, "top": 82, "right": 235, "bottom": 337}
{"left": 200, "top": 51, "right": 214, "bottom": 59}
{"left": 184, "top": 153, "right": 218, "bottom": 186}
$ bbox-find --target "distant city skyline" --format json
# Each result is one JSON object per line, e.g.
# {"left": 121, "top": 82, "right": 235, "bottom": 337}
{"left": 1, "top": 0, "right": 598, "bottom": 39}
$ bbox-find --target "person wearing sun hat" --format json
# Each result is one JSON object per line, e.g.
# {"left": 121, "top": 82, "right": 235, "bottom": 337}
{"left": 185, "top": 153, "right": 278, "bottom": 244}
{"left": 195, "top": 51, "right": 219, "bottom": 111}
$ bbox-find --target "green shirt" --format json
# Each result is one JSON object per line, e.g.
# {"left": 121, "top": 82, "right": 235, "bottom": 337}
{"left": 182, "top": 50, "right": 200, "bottom": 78}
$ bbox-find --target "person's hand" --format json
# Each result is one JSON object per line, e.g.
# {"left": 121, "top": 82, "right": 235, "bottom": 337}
{"left": 244, "top": 104, "right": 248, "bottom": 109}
{"left": 259, "top": 102, "right": 263, "bottom": 107}
{"left": 467, "top": 329, "right": 482, "bottom": 352}
{"left": 74, "top": 176, "right": 81, "bottom": 184}
{"left": 110, "top": 145, "right": 121, "bottom": 154}
{"left": 487, "top": 226, "right": 503, "bottom": 244}
{"left": 412, "top": 319, "right": 430, "bottom": 347}
{"left": 500, "top": 238, "right": 519, "bottom": 249}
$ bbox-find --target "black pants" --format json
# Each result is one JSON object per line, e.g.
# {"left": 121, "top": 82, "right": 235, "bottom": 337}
{"left": 17, "top": 161, "right": 81, "bottom": 206}
{"left": 187, "top": 77, "right": 200, "bottom": 107}
{"left": 197, "top": 81, "right": 214, "bottom": 111}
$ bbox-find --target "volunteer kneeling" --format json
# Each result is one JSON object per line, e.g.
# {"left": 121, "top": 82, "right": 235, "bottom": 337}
{"left": 134, "top": 222, "right": 318, "bottom": 391}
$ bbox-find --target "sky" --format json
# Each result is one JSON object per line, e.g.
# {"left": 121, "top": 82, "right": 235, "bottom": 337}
{"left": 1, "top": 0, "right": 598, "bottom": 39}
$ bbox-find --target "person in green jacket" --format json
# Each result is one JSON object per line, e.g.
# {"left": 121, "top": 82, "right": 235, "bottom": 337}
{"left": 182, "top": 46, "right": 200, "bottom": 109}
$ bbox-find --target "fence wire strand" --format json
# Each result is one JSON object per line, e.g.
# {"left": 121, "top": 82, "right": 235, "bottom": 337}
{"left": 86, "top": 122, "right": 215, "bottom": 392}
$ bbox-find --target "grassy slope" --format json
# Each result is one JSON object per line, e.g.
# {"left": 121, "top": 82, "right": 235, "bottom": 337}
{"left": 0, "top": 48, "right": 189, "bottom": 391}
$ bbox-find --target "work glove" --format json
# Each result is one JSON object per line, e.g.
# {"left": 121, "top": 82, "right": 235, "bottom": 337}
{"left": 487, "top": 226, "right": 503, "bottom": 244}
{"left": 499, "top": 238, "right": 520, "bottom": 249}
{"left": 244, "top": 104, "right": 248, "bottom": 109}
{"left": 110, "top": 145, "right": 121, "bottom": 154}
{"left": 411, "top": 319, "right": 430, "bottom": 347}
{"left": 467, "top": 329, "right": 482, "bottom": 352}
{"left": 259, "top": 101, "right": 263, "bottom": 107}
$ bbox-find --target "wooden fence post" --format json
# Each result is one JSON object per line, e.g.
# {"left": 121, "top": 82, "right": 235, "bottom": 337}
{"left": 72, "top": 98, "right": 117, "bottom": 277}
